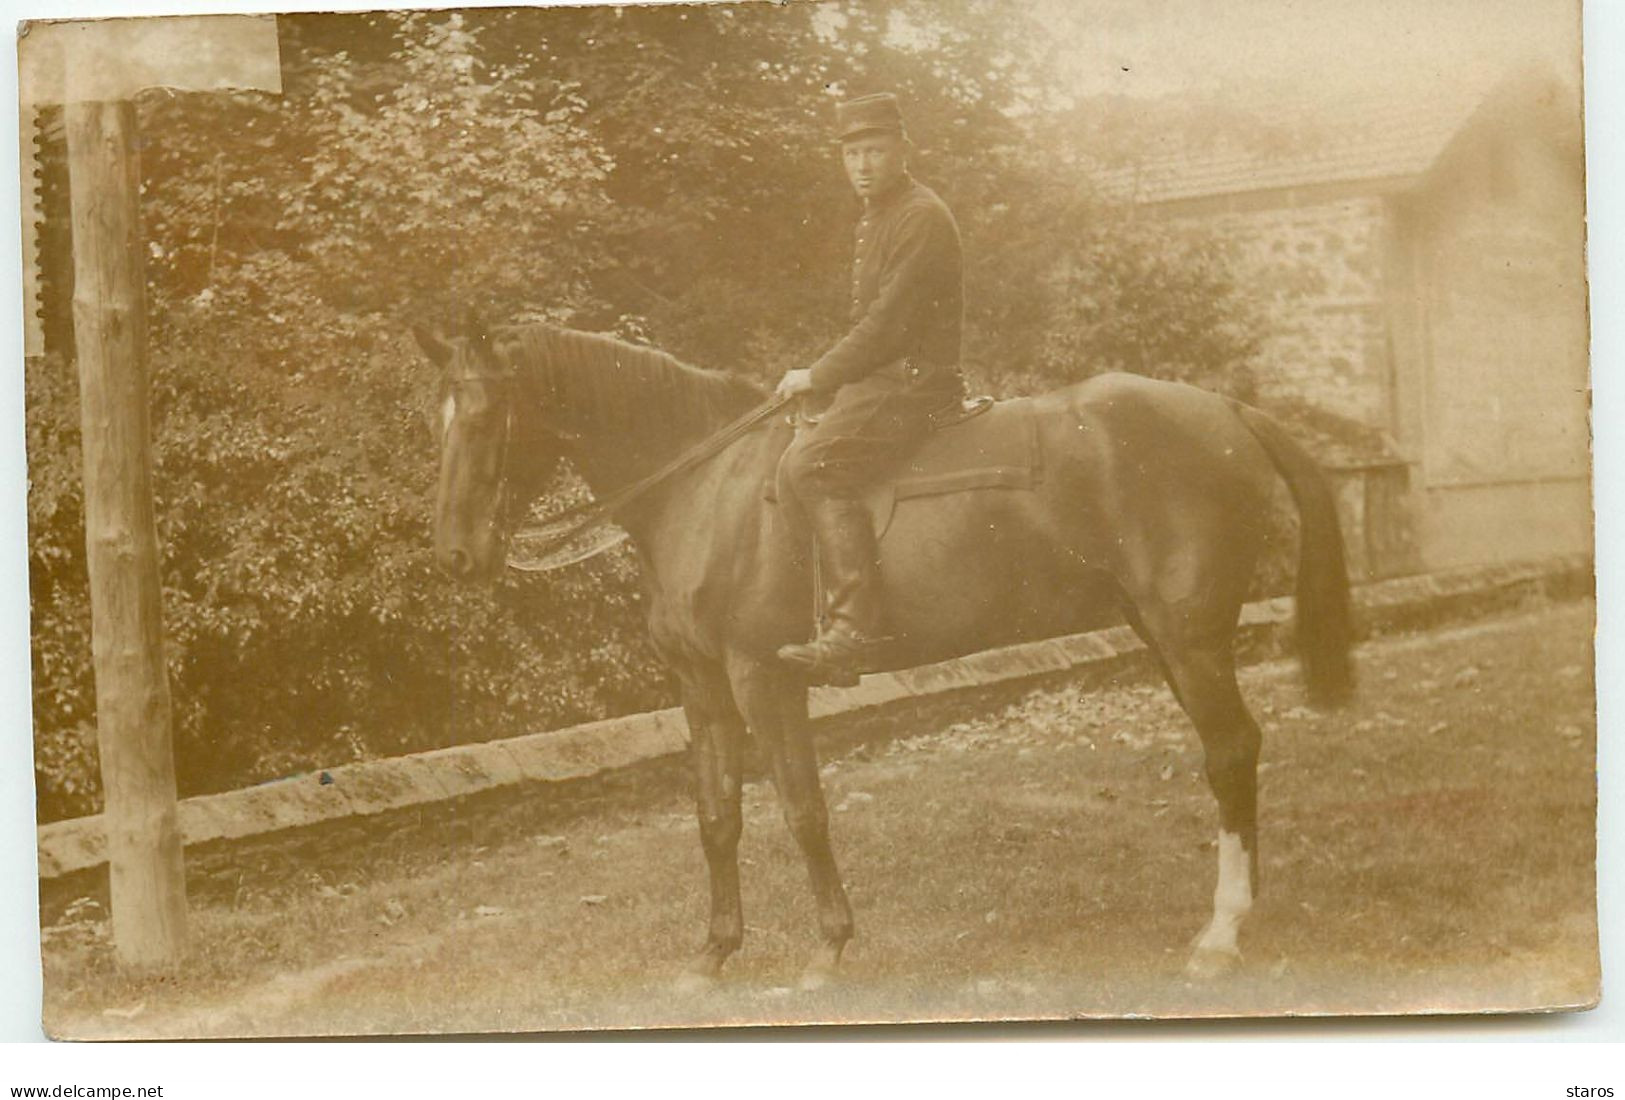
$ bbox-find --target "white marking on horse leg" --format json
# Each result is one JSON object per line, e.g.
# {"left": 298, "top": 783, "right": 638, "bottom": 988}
{"left": 440, "top": 393, "right": 456, "bottom": 437}
{"left": 1193, "top": 829, "right": 1253, "bottom": 960}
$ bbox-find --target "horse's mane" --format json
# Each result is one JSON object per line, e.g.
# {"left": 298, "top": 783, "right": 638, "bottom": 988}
{"left": 503, "top": 323, "right": 766, "bottom": 444}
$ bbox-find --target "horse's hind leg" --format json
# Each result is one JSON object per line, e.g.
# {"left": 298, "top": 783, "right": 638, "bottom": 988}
{"left": 1136, "top": 618, "right": 1263, "bottom": 978}
{"left": 725, "top": 650, "right": 854, "bottom": 990}
{"left": 675, "top": 662, "right": 748, "bottom": 991}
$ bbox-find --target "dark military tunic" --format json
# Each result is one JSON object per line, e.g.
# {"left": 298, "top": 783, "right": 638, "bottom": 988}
{"left": 784, "top": 174, "right": 966, "bottom": 501}
{"left": 808, "top": 175, "right": 964, "bottom": 390}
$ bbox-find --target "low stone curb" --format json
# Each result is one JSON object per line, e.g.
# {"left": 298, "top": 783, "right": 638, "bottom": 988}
{"left": 35, "top": 554, "right": 1590, "bottom": 879}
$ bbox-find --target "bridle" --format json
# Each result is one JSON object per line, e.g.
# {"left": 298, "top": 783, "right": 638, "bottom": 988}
{"left": 443, "top": 367, "right": 522, "bottom": 533}
{"left": 514, "top": 393, "right": 796, "bottom": 573}
{"left": 443, "top": 348, "right": 793, "bottom": 573}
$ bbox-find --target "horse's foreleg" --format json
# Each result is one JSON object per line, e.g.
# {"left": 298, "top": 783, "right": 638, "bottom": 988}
{"left": 725, "top": 651, "right": 853, "bottom": 990}
{"left": 676, "top": 665, "right": 747, "bottom": 991}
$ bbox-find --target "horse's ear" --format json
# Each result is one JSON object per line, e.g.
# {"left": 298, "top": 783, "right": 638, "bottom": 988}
{"left": 412, "top": 324, "right": 454, "bottom": 370}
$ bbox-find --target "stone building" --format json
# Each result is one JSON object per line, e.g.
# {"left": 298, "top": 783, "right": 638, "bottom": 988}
{"left": 1108, "top": 68, "right": 1588, "bottom": 579}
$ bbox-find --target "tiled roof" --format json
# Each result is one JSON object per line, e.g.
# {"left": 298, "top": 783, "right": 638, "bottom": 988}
{"left": 1096, "top": 81, "right": 1495, "bottom": 206}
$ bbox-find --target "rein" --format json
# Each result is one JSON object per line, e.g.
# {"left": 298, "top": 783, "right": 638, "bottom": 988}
{"left": 507, "top": 391, "right": 792, "bottom": 572}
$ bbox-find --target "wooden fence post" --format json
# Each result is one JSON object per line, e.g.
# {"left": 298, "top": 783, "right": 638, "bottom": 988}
{"left": 65, "top": 98, "right": 187, "bottom": 967}
{"left": 24, "top": 12, "right": 279, "bottom": 968}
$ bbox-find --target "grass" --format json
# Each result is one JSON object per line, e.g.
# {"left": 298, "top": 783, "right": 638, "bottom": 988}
{"left": 40, "top": 600, "right": 1599, "bottom": 1037}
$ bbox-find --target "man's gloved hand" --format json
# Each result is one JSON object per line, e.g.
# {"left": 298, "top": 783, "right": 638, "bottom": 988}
{"left": 775, "top": 368, "right": 816, "bottom": 398}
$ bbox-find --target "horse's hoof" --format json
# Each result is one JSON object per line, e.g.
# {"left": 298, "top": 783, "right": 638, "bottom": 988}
{"left": 799, "top": 945, "right": 844, "bottom": 991}
{"left": 673, "top": 968, "right": 721, "bottom": 996}
{"left": 1184, "top": 946, "right": 1241, "bottom": 980}
{"left": 675, "top": 951, "right": 728, "bottom": 995}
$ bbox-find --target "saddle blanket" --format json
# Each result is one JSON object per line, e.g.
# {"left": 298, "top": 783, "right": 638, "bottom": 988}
{"left": 768, "top": 397, "right": 1041, "bottom": 538}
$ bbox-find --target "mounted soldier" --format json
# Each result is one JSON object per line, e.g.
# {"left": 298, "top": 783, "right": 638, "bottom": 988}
{"left": 420, "top": 94, "right": 1353, "bottom": 990}
{"left": 774, "top": 92, "right": 967, "bottom": 682}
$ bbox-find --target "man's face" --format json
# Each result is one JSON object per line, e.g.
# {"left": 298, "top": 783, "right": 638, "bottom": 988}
{"left": 842, "top": 132, "right": 908, "bottom": 200}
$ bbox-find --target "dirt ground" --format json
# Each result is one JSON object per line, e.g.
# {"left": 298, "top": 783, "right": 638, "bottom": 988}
{"left": 41, "top": 599, "right": 1599, "bottom": 1038}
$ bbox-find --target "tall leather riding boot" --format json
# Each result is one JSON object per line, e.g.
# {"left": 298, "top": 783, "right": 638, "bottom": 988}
{"left": 777, "top": 497, "right": 888, "bottom": 679}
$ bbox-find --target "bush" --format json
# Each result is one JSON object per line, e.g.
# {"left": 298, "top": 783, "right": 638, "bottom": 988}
{"left": 1031, "top": 216, "right": 1265, "bottom": 397}
{"left": 29, "top": 12, "right": 654, "bottom": 819}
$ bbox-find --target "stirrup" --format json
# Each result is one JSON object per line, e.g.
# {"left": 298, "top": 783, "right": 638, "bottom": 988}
{"left": 929, "top": 395, "right": 995, "bottom": 431}
{"left": 777, "top": 632, "right": 887, "bottom": 686}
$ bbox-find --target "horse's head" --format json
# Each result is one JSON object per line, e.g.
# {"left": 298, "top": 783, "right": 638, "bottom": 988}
{"left": 414, "top": 312, "right": 545, "bottom": 582}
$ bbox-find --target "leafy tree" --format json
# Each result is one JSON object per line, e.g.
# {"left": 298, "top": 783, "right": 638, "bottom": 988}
{"left": 29, "top": 11, "right": 654, "bottom": 819}
{"left": 1035, "top": 216, "right": 1265, "bottom": 397}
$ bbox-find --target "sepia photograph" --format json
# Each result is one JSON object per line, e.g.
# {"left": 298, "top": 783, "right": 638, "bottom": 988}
{"left": 13, "top": 0, "right": 1600, "bottom": 1040}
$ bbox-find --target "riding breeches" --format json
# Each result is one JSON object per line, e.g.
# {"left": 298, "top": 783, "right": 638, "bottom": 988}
{"left": 781, "top": 360, "right": 963, "bottom": 501}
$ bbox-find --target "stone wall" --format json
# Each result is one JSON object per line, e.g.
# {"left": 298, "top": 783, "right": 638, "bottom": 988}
{"left": 1174, "top": 195, "right": 1394, "bottom": 431}
{"left": 38, "top": 555, "right": 1591, "bottom": 879}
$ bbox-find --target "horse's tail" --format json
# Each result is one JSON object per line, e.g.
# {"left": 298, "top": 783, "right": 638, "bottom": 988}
{"left": 1230, "top": 401, "right": 1356, "bottom": 708}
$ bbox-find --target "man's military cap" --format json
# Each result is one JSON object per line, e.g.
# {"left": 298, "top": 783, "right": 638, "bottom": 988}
{"left": 835, "top": 92, "right": 907, "bottom": 142}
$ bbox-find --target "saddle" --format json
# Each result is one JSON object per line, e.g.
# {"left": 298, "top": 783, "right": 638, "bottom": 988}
{"left": 765, "top": 396, "right": 1042, "bottom": 682}
{"left": 767, "top": 395, "right": 1043, "bottom": 540}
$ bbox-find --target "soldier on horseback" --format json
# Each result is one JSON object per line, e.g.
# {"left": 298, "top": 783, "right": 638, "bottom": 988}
{"left": 774, "top": 92, "right": 967, "bottom": 681}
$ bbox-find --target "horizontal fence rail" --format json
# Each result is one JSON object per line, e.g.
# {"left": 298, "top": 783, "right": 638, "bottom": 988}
{"left": 35, "top": 555, "right": 1590, "bottom": 879}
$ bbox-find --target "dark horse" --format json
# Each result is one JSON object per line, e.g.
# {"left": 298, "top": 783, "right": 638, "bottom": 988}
{"left": 415, "top": 318, "right": 1353, "bottom": 988}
